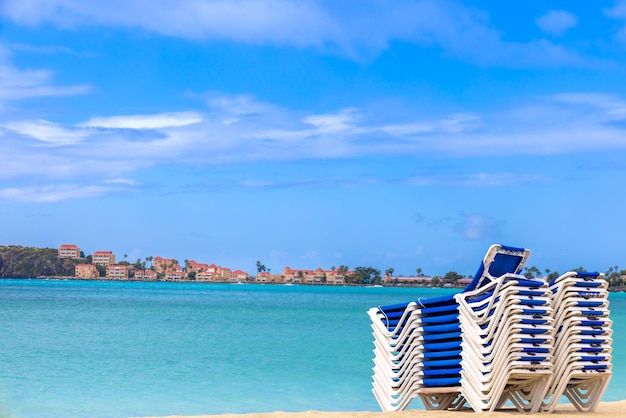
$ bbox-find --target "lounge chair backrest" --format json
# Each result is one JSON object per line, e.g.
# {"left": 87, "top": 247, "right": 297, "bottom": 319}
{"left": 464, "top": 244, "right": 530, "bottom": 292}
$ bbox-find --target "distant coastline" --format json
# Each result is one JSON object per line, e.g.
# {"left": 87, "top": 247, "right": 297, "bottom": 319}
{"left": 2, "top": 243, "right": 625, "bottom": 291}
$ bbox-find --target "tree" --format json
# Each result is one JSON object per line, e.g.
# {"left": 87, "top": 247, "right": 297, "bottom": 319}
{"left": 524, "top": 266, "right": 541, "bottom": 279}
{"left": 337, "top": 265, "right": 349, "bottom": 275}
{"left": 385, "top": 267, "right": 394, "bottom": 278}
{"left": 348, "top": 266, "right": 381, "bottom": 285}
{"left": 146, "top": 256, "right": 153, "bottom": 268}
{"left": 443, "top": 271, "right": 463, "bottom": 284}
{"left": 95, "top": 264, "right": 106, "bottom": 277}
{"left": 256, "top": 261, "right": 267, "bottom": 273}
{"left": 416, "top": 267, "right": 423, "bottom": 277}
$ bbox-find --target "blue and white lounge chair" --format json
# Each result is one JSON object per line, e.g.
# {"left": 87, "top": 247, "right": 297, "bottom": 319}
{"left": 368, "top": 244, "right": 531, "bottom": 412}
{"left": 455, "top": 275, "right": 554, "bottom": 412}
{"left": 369, "top": 246, "right": 614, "bottom": 413}
{"left": 541, "top": 271, "right": 612, "bottom": 412}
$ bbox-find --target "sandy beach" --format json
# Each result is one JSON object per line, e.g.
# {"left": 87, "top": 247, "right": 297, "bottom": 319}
{"left": 153, "top": 400, "right": 626, "bottom": 418}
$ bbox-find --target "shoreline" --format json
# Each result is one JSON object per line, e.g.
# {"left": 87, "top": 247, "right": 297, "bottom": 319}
{"left": 6, "top": 277, "right": 626, "bottom": 292}
{"left": 152, "top": 400, "right": 626, "bottom": 418}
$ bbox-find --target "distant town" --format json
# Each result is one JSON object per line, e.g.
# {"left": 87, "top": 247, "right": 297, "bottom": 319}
{"left": 58, "top": 243, "right": 471, "bottom": 287}
{"left": 50, "top": 243, "right": 626, "bottom": 290}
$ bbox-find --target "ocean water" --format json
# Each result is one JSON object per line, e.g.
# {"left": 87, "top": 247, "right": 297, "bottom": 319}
{"left": 0, "top": 279, "right": 624, "bottom": 418}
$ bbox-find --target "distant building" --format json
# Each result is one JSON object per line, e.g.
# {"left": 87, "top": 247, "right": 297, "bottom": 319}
{"left": 207, "top": 263, "right": 220, "bottom": 276}
{"left": 220, "top": 267, "right": 232, "bottom": 281}
{"left": 255, "top": 271, "right": 283, "bottom": 283}
{"left": 231, "top": 269, "right": 250, "bottom": 282}
{"left": 58, "top": 244, "right": 80, "bottom": 259}
{"left": 165, "top": 270, "right": 185, "bottom": 281}
{"left": 196, "top": 271, "right": 215, "bottom": 281}
{"left": 106, "top": 265, "right": 129, "bottom": 280}
{"left": 75, "top": 264, "right": 98, "bottom": 279}
{"left": 153, "top": 256, "right": 180, "bottom": 274}
{"left": 457, "top": 278, "right": 472, "bottom": 287}
{"left": 135, "top": 269, "right": 157, "bottom": 281}
{"left": 281, "top": 266, "right": 351, "bottom": 285}
{"left": 92, "top": 250, "right": 116, "bottom": 266}
{"left": 187, "top": 260, "right": 209, "bottom": 273}
{"left": 326, "top": 268, "right": 351, "bottom": 285}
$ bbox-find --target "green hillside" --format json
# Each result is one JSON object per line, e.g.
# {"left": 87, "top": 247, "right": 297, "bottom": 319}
{"left": 0, "top": 245, "right": 80, "bottom": 278}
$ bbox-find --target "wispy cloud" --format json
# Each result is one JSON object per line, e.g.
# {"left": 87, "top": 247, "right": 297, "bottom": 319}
{"left": 0, "top": 43, "right": 90, "bottom": 106}
{"left": 5, "top": 119, "right": 89, "bottom": 145}
{"left": 605, "top": 0, "right": 626, "bottom": 43}
{"left": 0, "top": 0, "right": 600, "bottom": 66}
{"left": 79, "top": 112, "right": 204, "bottom": 129}
{"left": 0, "top": 183, "right": 135, "bottom": 203}
{"left": 406, "top": 173, "right": 551, "bottom": 187}
{"left": 455, "top": 214, "right": 501, "bottom": 240}
{"left": 2, "top": 91, "right": 626, "bottom": 201}
{"left": 5, "top": 42, "right": 94, "bottom": 56}
{"left": 535, "top": 10, "right": 578, "bottom": 37}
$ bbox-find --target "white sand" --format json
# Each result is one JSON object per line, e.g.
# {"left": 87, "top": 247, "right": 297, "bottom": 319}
{"left": 152, "top": 400, "right": 626, "bottom": 418}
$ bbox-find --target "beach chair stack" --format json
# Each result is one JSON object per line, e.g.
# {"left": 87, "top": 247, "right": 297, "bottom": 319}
{"left": 455, "top": 272, "right": 554, "bottom": 412}
{"left": 541, "top": 271, "right": 613, "bottom": 412}
{"left": 368, "top": 244, "right": 532, "bottom": 412}
{"left": 368, "top": 244, "right": 613, "bottom": 413}
{"left": 369, "top": 296, "right": 465, "bottom": 411}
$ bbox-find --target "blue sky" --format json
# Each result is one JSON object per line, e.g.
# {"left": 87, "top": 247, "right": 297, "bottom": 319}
{"left": 1, "top": 1, "right": 626, "bottom": 277}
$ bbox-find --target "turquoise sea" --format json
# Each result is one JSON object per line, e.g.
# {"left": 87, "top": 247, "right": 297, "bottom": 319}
{"left": 0, "top": 279, "right": 624, "bottom": 418}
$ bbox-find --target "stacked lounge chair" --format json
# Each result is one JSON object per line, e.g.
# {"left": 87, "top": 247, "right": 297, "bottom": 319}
{"left": 541, "top": 271, "right": 613, "bottom": 412}
{"left": 368, "top": 244, "right": 532, "bottom": 411}
{"left": 454, "top": 270, "right": 554, "bottom": 412}
{"left": 368, "top": 244, "right": 613, "bottom": 413}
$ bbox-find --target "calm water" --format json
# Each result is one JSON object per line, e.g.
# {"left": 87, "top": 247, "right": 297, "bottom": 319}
{"left": 0, "top": 279, "right": 624, "bottom": 418}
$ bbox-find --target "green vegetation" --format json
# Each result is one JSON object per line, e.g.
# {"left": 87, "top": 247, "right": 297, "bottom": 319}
{"left": 347, "top": 266, "right": 382, "bottom": 285}
{"left": 0, "top": 245, "right": 81, "bottom": 278}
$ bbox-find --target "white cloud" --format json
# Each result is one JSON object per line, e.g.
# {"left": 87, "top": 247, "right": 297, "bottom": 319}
{"left": 604, "top": 1, "right": 626, "bottom": 43}
{"left": 0, "top": 42, "right": 90, "bottom": 105}
{"left": 0, "top": 184, "right": 129, "bottom": 202}
{"left": 3, "top": 91, "right": 626, "bottom": 201}
{"left": 104, "top": 178, "right": 141, "bottom": 186}
{"left": 535, "top": 10, "right": 578, "bottom": 36}
{"left": 456, "top": 214, "right": 500, "bottom": 240}
{"left": 0, "top": 0, "right": 594, "bottom": 66}
{"left": 605, "top": 1, "right": 626, "bottom": 19}
{"left": 5, "top": 119, "right": 88, "bottom": 144}
{"left": 303, "top": 109, "right": 358, "bottom": 132}
{"left": 79, "top": 111, "right": 204, "bottom": 129}
{"left": 406, "top": 173, "right": 551, "bottom": 187}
